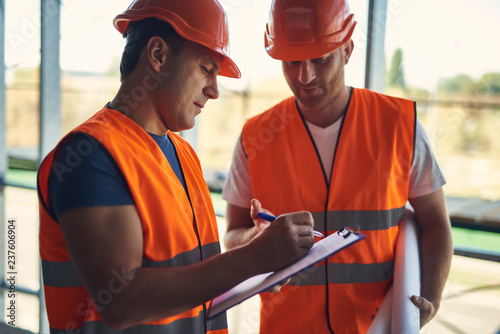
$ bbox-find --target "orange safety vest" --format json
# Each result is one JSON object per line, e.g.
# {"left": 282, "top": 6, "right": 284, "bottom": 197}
{"left": 38, "top": 107, "right": 228, "bottom": 334}
{"left": 241, "top": 88, "right": 415, "bottom": 334}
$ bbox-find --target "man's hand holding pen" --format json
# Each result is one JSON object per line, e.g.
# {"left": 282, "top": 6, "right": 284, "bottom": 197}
{"left": 246, "top": 199, "right": 315, "bottom": 277}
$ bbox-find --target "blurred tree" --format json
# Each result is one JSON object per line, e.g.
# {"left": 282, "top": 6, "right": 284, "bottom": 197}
{"left": 437, "top": 74, "right": 476, "bottom": 96}
{"left": 476, "top": 72, "right": 500, "bottom": 95}
{"left": 387, "top": 48, "right": 406, "bottom": 89}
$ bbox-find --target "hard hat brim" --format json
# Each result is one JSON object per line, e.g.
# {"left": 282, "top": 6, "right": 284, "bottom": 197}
{"left": 265, "top": 13, "right": 356, "bottom": 61}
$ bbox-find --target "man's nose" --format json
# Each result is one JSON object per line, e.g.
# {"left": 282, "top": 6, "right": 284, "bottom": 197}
{"left": 204, "top": 76, "right": 219, "bottom": 100}
{"left": 298, "top": 60, "right": 315, "bottom": 85}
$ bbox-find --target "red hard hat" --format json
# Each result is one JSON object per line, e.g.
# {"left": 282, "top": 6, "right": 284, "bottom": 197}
{"left": 114, "top": 0, "right": 241, "bottom": 78}
{"left": 264, "top": 0, "right": 357, "bottom": 61}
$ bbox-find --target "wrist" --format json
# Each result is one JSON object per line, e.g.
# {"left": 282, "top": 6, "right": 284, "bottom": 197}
{"left": 227, "top": 241, "right": 264, "bottom": 277}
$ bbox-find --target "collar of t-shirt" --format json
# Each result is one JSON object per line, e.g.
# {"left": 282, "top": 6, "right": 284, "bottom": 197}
{"left": 148, "top": 132, "right": 187, "bottom": 191}
{"left": 305, "top": 116, "right": 343, "bottom": 182}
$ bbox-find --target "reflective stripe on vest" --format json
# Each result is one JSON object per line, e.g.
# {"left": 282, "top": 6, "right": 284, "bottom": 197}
{"left": 38, "top": 107, "right": 227, "bottom": 333}
{"left": 42, "top": 260, "right": 82, "bottom": 288}
{"left": 80, "top": 312, "right": 227, "bottom": 334}
{"left": 142, "top": 242, "right": 221, "bottom": 268}
{"left": 242, "top": 88, "right": 415, "bottom": 334}
{"left": 47, "top": 312, "right": 228, "bottom": 334}
{"left": 288, "top": 260, "right": 395, "bottom": 286}
{"left": 42, "top": 242, "right": 221, "bottom": 288}
{"left": 311, "top": 207, "right": 404, "bottom": 232}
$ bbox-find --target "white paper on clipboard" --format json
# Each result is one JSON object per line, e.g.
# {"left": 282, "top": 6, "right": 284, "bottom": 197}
{"left": 207, "top": 227, "right": 365, "bottom": 319}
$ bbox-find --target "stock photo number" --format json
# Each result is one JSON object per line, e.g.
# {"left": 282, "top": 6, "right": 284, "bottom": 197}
{"left": 6, "top": 218, "right": 17, "bottom": 326}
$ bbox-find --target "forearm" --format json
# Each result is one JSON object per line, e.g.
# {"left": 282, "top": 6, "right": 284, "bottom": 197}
{"left": 409, "top": 188, "right": 453, "bottom": 326}
{"left": 224, "top": 226, "right": 259, "bottom": 249}
{"left": 224, "top": 203, "right": 259, "bottom": 250}
{"left": 418, "top": 218, "right": 453, "bottom": 308}
{"left": 102, "top": 244, "right": 261, "bottom": 328}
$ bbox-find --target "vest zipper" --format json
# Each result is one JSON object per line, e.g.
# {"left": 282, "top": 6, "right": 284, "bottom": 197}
{"left": 172, "top": 142, "right": 208, "bottom": 334}
{"left": 294, "top": 88, "right": 353, "bottom": 334}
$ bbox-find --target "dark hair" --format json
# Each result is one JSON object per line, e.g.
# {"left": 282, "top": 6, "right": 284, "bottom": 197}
{"left": 119, "top": 18, "right": 184, "bottom": 81}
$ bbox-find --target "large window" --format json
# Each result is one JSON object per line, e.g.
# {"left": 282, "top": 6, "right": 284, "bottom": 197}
{"left": 5, "top": 0, "right": 41, "bottom": 161}
{"left": 383, "top": 0, "right": 500, "bottom": 200}
{"left": 384, "top": 1, "right": 500, "bottom": 332}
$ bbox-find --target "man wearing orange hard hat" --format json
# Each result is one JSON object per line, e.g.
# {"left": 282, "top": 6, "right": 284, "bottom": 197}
{"left": 37, "top": 0, "right": 317, "bottom": 333}
{"left": 223, "top": 0, "right": 453, "bottom": 333}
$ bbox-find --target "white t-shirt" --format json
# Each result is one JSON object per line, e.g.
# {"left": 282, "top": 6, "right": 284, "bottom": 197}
{"left": 222, "top": 116, "right": 446, "bottom": 208}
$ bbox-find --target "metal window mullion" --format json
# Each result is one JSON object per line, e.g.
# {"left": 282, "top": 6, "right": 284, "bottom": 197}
{"left": 39, "top": 0, "right": 61, "bottom": 162}
{"left": 364, "top": 0, "right": 388, "bottom": 93}
{"left": 39, "top": 0, "right": 61, "bottom": 332}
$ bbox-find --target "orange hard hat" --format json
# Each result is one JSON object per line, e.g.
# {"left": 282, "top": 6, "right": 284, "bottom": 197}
{"left": 114, "top": 0, "right": 241, "bottom": 78}
{"left": 264, "top": 0, "right": 357, "bottom": 61}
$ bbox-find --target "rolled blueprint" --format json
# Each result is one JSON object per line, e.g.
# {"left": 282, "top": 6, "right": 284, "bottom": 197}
{"left": 366, "top": 284, "right": 393, "bottom": 333}
{"left": 367, "top": 208, "right": 421, "bottom": 334}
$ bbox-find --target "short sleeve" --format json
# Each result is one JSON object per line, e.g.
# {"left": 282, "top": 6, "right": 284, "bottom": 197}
{"left": 222, "top": 136, "right": 253, "bottom": 208}
{"left": 48, "top": 132, "right": 134, "bottom": 217}
{"left": 408, "top": 119, "right": 447, "bottom": 198}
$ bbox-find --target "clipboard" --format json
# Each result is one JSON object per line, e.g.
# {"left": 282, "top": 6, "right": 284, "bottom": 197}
{"left": 207, "top": 227, "right": 365, "bottom": 319}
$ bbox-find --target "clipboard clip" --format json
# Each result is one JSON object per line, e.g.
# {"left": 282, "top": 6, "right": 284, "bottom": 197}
{"left": 337, "top": 227, "right": 359, "bottom": 238}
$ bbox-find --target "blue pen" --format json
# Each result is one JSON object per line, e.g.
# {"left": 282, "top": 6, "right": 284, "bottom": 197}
{"left": 257, "top": 212, "right": 324, "bottom": 237}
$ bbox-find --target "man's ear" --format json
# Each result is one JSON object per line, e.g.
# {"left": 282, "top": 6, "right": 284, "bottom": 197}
{"left": 343, "top": 39, "right": 354, "bottom": 65}
{"left": 146, "top": 36, "right": 168, "bottom": 72}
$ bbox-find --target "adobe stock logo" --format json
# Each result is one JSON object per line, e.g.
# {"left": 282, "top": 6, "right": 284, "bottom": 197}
{"left": 234, "top": 265, "right": 320, "bottom": 334}
{"left": 7, "top": 0, "right": 65, "bottom": 55}
{"left": 244, "top": 111, "right": 297, "bottom": 162}
{"left": 113, "top": 66, "right": 170, "bottom": 114}
{"left": 351, "top": 0, "right": 406, "bottom": 55}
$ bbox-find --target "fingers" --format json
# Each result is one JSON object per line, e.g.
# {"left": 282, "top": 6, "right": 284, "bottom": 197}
{"left": 295, "top": 225, "right": 316, "bottom": 249}
{"left": 250, "top": 200, "right": 313, "bottom": 230}
{"left": 266, "top": 285, "right": 282, "bottom": 294}
{"left": 246, "top": 203, "right": 316, "bottom": 273}
{"left": 276, "top": 211, "right": 315, "bottom": 242}
{"left": 266, "top": 278, "right": 291, "bottom": 293}
{"left": 411, "top": 295, "right": 436, "bottom": 328}
{"left": 249, "top": 211, "right": 315, "bottom": 273}
{"left": 250, "top": 199, "right": 262, "bottom": 220}
{"left": 250, "top": 199, "right": 273, "bottom": 231}
{"left": 276, "top": 211, "right": 314, "bottom": 227}
{"left": 272, "top": 212, "right": 315, "bottom": 251}
{"left": 411, "top": 295, "right": 433, "bottom": 312}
